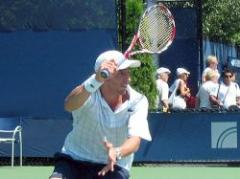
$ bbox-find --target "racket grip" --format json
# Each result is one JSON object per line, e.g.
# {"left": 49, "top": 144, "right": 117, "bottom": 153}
{"left": 100, "top": 69, "right": 110, "bottom": 79}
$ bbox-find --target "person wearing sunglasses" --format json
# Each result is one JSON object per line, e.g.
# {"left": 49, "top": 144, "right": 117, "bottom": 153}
{"left": 210, "top": 69, "right": 240, "bottom": 110}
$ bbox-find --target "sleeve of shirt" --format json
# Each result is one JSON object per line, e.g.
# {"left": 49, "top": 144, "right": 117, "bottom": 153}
{"left": 72, "top": 90, "right": 97, "bottom": 118}
{"left": 128, "top": 96, "right": 152, "bottom": 141}
{"left": 209, "top": 83, "right": 219, "bottom": 96}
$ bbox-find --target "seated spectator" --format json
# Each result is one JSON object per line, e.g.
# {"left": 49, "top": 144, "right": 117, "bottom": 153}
{"left": 210, "top": 69, "right": 240, "bottom": 109}
{"left": 155, "top": 67, "right": 171, "bottom": 112}
{"left": 169, "top": 68, "right": 191, "bottom": 110}
{"left": 196, "top": 70, "right": 219, "bottom": 109}
{"left": 202, "top": 55, "right": 220, "bottom": 83}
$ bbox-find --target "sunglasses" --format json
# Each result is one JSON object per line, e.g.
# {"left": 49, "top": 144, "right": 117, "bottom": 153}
{"left": 224, "top": 75, "right": 232, "bottom": 78}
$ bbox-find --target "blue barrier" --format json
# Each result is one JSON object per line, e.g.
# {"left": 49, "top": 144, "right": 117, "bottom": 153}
{"left": 0, "top": 113, "right": 239, "bottom": 163}
{"left": 136, "top": 112, "right": 240, "bottom": 162}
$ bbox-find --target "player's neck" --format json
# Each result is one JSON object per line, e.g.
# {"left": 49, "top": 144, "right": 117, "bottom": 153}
{"left": 100, "top": 88, "right": 129, "bottom": 111}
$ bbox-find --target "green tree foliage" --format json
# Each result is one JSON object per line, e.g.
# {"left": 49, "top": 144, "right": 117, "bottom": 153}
{"left": 202, "top": 0, "right": 240, "bottom": 45}
{"left": 130, "top": 54, "right": 158, "bottom": 110}
{"left": 126, "top": 0, "right": 158, "bottom": 110}
{"left": 125, "top": 0, "right": 240, "bottom": 108}
{"left": 158, "top": 0, "right": 240, "bottom": 45}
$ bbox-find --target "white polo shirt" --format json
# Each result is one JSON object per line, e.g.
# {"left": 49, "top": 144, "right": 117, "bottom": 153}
{"left": 62, "top": 85, "right": 151, "bottom": 171}
{"left": 156, "top": 79, "right": 169, "bottom": 109}
{"left": 196, "top": 81, "right": 218, "bottom": 108}
{"left": 214, "top": 82, "right": 240, "bottom": 109}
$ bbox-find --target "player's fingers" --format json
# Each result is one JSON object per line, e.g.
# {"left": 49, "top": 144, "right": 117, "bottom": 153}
{"left": 98, "top": 165, "right": 111, "bottom": 176}
{"left": 110, "top": 160, "right": 115, "bottom": 172}
{"left": 103, "top": 139, "right": 113, "bottom": 150}
{"left": 101, "top": 59, "right": 117, "bottom": 68}
{"left": 101, "top": 63, "right": 117, "bottom": 74}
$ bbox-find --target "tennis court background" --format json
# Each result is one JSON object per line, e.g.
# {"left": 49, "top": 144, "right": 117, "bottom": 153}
{"left": 0, "top": 1, "right": 199, "bottom": 118}
{"left": 1, "top": 0, "right": 240, "bottom": 165}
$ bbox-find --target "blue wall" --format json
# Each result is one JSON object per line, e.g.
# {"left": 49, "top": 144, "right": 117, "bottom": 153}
{"left": 0, "top": 30, "right": 117, "bottom": 118}
{"left": 0, "top": 0, "right": 118, "bottom": 118}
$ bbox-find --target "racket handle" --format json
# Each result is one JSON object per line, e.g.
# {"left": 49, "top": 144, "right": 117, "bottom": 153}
{"left": 100, "top": 69, "right": 110, "bottom": 79}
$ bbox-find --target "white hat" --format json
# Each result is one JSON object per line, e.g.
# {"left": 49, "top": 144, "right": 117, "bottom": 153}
{"left": 94, "top": 50, "right": 141, "bottom": 72}
{"left": 176, "top": 68, "right": 190, "bottom": 76}
{"left": 156, "top": 67, "right": 171, "bottom": 74}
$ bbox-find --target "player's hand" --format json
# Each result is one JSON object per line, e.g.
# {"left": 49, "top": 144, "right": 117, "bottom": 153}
{"left": 96, "top": 59, "right": 118, "bottom": 82}
{"left": 98, "top": 139, "right": 117, "bottom": 176}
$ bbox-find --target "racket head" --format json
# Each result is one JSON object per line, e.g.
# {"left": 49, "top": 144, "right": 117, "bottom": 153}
{"left": 137, "top": 3, "right": 176, "bottom": 54}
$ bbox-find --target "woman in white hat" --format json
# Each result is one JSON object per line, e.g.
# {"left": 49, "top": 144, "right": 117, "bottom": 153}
{"left": 169, "top": 68, "right": 191, "bottom": 110}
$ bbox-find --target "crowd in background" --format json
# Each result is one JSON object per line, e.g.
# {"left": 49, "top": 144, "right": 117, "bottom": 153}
{"left": 155, "top": 55, "right": 240, "bottom": 112}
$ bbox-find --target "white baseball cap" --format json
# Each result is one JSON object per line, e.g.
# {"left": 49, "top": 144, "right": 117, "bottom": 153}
{"left": 176, "top": 68, "right": 190, "bottom": 76}
{"left": 94, "top": 50, "right": 141, "bottom": 72}
{"left": 156, "top": 67, "right": 171, "bottom": 74}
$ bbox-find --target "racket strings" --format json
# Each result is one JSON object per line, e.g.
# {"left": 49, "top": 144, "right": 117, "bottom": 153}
{"left": 139, "top": 6, "right": 175, "bottom": 53}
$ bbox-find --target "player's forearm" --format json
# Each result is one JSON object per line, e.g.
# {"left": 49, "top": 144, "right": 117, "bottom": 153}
{"left": 64, "top": 84, "right": 91, "bottom": 112}
{"left": 64, "top": 74, "right": 104, "bottom": 112}
{"left": 118, "top": 136, "right": 141, "bottom": 158}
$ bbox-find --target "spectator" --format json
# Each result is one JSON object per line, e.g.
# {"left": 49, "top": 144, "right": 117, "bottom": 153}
{"left": 230, "top": 69, "right": 240, "bottom": 109}
{"left": 196, "top": 70, "right": 219, "bottom": 109}
{"left": 155, "top": 67, "right": 171, "bottom": 112}
{"left": 169, "top": 68, "right": 191, "bottom": 110}
{"left": 210, "top": 69, "right": 240, "bottom": 109}
{"left": 202, "top": 55, "right": 220, "bottom": 83}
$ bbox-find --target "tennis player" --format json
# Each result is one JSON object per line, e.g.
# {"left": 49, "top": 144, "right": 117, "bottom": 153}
{"left": 49, "top": 50, "right": 152, "bottom": 179}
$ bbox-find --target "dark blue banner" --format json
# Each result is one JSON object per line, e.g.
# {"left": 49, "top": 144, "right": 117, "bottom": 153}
{"left": 1, "top": 113, "right": 240, "bottom": 163}
{"left": 136, "top": 112, "right": 240, "bottom": 162}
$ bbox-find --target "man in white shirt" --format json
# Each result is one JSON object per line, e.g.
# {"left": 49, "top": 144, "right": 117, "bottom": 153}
{"left": 49, "top": 50, "right": 152, "bottom": 179}
{"left": 211, "top": 69, "right": 240, "bottom": 109}
{"left": 155, "top": 67, "right": 171, "bottom": 112}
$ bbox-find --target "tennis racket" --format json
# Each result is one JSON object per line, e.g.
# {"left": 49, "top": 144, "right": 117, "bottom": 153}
{"left": 101, "top": 3, "right": 176, "bottom": 78}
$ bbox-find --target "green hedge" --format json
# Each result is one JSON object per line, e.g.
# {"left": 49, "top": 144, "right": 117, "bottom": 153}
{"left": 126, "top": 0, "right": 157, "bottom": 110}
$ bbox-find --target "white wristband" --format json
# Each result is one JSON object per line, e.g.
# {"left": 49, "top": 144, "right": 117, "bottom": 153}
{"left": 84, "top": 74, "right": 103, "bottom": 93}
